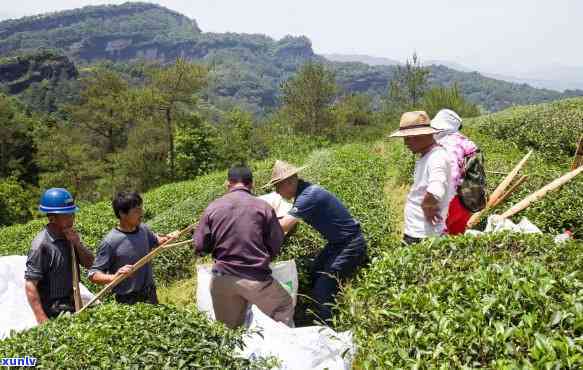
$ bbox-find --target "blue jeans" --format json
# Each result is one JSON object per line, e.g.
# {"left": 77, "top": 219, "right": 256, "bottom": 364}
{"left": 311, "top": 232, "right": 367, "bottom": 324}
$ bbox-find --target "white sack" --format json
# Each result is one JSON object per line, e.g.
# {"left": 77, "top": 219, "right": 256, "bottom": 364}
{"left": 239, "top": 305, "right": 355, "bottom": 370}
{"left": 259, "top": 192, "right": 293, "bottom": 218}
{"left": 196, "top": 260, "right": 299, "bottom": 321}
{"left": 0, "top": 255, "right": 95, "bottom": 339}
{"left": 466, "top": 215, "right": 542, "bottom": 236}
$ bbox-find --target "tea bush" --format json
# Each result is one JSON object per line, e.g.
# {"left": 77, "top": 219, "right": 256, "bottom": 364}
{"left": 463, "top": 101, "right": 583, "bottom": 237}
{"left": 0, "top": 303, "right": 270, "bottom": 369}
{"left": 0, "top": 177, "right": 226, "bottom": 257}
{"left": 471, "top": 97, "right": 583, "bottom": 160}
{"left": 337, "top": 234, "right": 583, "bottom": 368}
{"left": 152, "top": 142, "right": 394, "bottom": 284}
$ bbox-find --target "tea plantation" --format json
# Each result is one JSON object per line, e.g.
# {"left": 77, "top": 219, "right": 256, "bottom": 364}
{"left": 1, "top": 98, "right": 582, "bottom": 368}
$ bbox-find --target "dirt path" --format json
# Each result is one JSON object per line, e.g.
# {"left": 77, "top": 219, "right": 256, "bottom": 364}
{"left": 373, "top": 141, "right": 411, "bottom": 239}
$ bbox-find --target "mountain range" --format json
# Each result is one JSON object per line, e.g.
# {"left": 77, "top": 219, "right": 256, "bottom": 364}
{"left": 324, "top": 54, "right": 583, "bottom": 92}
{"left": 1, "top": 2, "right": 581, "bottom": 114}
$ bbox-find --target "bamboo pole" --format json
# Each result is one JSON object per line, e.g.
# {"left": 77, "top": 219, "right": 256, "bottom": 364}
{"left": 501, "top": 165, "right": 583, "bottom": 219}
{"left": 70, "top": 245, "right": 82, "bottom": 312}
{"left": 77, "top": 224, "right": 196, "bottom": 314}
{"left": 571, "top": 136, "right": 583, "bottom": 170}
{"left": 491, "top": 175, "right": 528, "bottom": 209}
{"left": 467, "top": 150, "right": 533, "bottom": 228}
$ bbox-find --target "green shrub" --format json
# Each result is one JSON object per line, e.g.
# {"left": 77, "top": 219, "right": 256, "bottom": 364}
{"left": 337, "top": 234, "right": 583, "bottom": 368}
{"left": 471, "top": 97, "right": 583, "bottom": 161}
{"left": 464, "top": 102, "right": 583, "bottom": 238}
{"left": 0, "top": 303, "right": 269, "bottom": 369}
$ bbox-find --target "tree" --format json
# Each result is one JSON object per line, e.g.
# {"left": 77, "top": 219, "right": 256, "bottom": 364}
{"left": 148, "top": 58, "right": 208, "bottom": 180}
{"left": 387, "top": 52, "right": 430, "bottom": 112}
{"left": 65, "top": 68, "right": 131, "bottom": 194}
{"left": 0, "top": 94, "right": 38, "bottom": 183}
{"left": 175, "top": 113, "right": 219, "bottom": 179}
{"left": 421, "top": 83, "right": 481, "bottom": 118}
{"left": 281, "top": 62, "right": 337, "bottom": 136}
{"left": 214, "top": 108, "right": 255, "bottom": 167}
{"left": 35, "top": 119, "right": 105, "bottom": 201}
{"left": 115, "top": 117, "right": 169, "bottom": 192}
{"left": 0, "top": 177, "right": 35, "bottom": 226}
{"left": 333, "top": 93, "right": 373, "bottom": 127}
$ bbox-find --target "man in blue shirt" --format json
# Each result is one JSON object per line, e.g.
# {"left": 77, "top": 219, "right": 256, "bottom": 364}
{"left": 265, "top": 160, "right": 367, "bottom": 324}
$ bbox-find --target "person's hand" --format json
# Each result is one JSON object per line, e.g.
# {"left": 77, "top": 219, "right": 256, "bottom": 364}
{"left": 116, "top": 264, "right": 134, "bottom": 276}
{"left": 37, "top": 314, "right": 49, "bottom": 325}
{"left": 421, "top": 192, "right": 441, "bottom": 225}
{"left": 158, "top": 230, "right": 181, "bottom": 246}
{"left": 63, "top": 227, "right": 81, "bottom": 247}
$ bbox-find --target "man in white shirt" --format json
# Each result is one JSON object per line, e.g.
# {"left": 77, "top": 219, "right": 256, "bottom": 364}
{"left": 389, "top": 111, "right": 452, "bottom": 245}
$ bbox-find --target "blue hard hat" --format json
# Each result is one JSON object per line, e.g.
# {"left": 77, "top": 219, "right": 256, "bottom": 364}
{"left": 39, "top": 188, "right": 79, "bottom": 214}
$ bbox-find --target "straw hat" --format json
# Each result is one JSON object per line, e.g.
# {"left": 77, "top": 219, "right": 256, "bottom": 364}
{"left": 388, "top": 111, "right": 439, "bottom": 138}
{"left": 262, "top": 160, "right": 308, "bottom": 188}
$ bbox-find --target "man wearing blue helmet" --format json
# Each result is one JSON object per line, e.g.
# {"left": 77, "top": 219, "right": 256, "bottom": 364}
{"left": 24, "top": 188, "right": 95, "bottom": 323}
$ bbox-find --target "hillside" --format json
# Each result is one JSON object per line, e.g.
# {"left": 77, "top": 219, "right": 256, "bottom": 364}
{"left": 0, "top": 2, "right": 581, "bottom": 114}
{"left": 1, "top": 97, "right": 583, "bottom": 367}
{"left": 0, "top": 50, "right": 77, "bottom": 94}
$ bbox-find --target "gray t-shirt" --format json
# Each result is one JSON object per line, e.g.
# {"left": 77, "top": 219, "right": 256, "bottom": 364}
{"left": 25, "top": 228, "right": 78, "bottom": 311}
{"left": 89, "top": 224, "right": 158, "bottom": 295}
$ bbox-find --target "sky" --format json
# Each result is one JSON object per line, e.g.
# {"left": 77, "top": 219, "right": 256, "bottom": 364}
{"left": 1, "top": 0, "right": 582, "bottom": 75}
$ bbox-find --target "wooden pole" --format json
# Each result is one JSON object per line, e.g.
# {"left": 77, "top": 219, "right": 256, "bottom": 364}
{"left": 571, "top": 136, "right": 583, "bottom": 170}
{"left": 70, "top": 245, "right": 82, "bottom": 312}
{"left": 77, "top": 224, "right": 196, "bottom": 314}
{"left": 491, "top": 175, "right": 528, "bottom": 209}
{"left": 467, "top": 150, "right": 533, "bottom": 228}
{"left": 501, "top": 165, "right": 583, "bottom": 219}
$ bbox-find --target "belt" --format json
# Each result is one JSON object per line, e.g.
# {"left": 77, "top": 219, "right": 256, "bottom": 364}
{"left": 211, "top": 269, "right": 228, "bottom": 277}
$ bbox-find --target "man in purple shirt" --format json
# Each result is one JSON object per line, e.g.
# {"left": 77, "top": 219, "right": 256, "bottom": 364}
{"left": 193, "top": 165, "right": 293, "bottom": 329}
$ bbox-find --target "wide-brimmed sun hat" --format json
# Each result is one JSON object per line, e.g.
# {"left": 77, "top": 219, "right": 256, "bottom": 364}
{"left": 388, "top": 111, "right": 439, "bottom": 138}
{"left": 262, "top": 160, "right": 308, "bottom": 189}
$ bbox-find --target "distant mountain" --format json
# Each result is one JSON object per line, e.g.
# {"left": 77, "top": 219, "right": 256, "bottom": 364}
{"left": 481, "top": 65, "right": 583, "bottom": 92}
{"left": 323, "top": 53, "right": 399, "bottom": 66}
{"left": 0, "top": 2, "right": 581, "bottom": 114}
{"left": 324, "top": 54, "right": 583, "bottom": 92}
{"left": 425, "top": 60, "right": 474, "bottom": 73}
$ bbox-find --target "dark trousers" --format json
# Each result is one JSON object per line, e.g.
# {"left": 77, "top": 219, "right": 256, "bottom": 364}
{"left": 311, "top": 233, "right": 367, "bottom": 324}
{"left": 403, "top": 234, "right": 423, "bottom": 246}
{"left": 115, "top": 285, "right": 158, "bottom": 305}
{"left": 45, "top": 297, "right": 75, "bottom": 318}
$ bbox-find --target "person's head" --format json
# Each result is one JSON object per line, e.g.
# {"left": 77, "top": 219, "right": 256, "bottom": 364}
{"left": 227, "top": 164, "right": 253, "bottom": 190}
{"left": 403, "top": 134, "right": 436, "bottom": 154}
{"left": 430, "top": 109, "right": 462, "bottom": 137}
{"left": 47, "top": 213, "right": 75, "bottom": 233}
{"left": 388, "top": 111, "right": 439, "bottom": 154}
{"left": 263, "top": 160, "right": 307, "bottom": 199}
{"left": 112, "top": 191, "right": 144, "bottom": 227}
{"left": 275, "top": 174, "right": 299, "bottom": 200}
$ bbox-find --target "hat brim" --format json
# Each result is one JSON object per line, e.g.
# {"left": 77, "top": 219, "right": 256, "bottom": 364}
{"left": 261, "top": 165, "right": 308, "bottom": 189}
{"left": 388, "top": 126, "right": 440, "bottom": 138}
{"left": 39, "top": 205, "right": 80, "bottom": 214}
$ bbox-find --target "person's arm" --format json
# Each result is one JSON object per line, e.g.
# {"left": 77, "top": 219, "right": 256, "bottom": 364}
{"left": 25, "top": 280, "right": 48, "bottom": 324}
{"left": 88, "top": 242, "right": 132, "bottom": 285}
{"left": 281, "top": 186, "right": 317, "bottom": 233}
{"left": 193, "top": 210, "right": 213, "bottom": 255}
{"left": 89, "top": 265, "right": 133, "bottom": 285}
{"left": 265, "top": 208, "right": 285, "bottom": 258}
{"left": 279, "top": 214, "right": 299, "bottom": 234}
{"left": 24, "top": 244, "right": 49, "bottom": 323}
{"left": 63, "top": 227, "right": 94, "bottom": 269}
{"left": 423, "top": 152, "right": 450, "bottom": 224}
